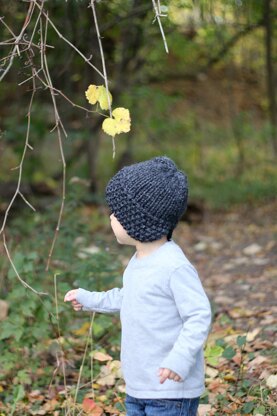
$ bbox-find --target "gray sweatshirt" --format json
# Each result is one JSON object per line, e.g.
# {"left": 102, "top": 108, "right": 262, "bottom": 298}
{"left": 76, "top": 240, "right": 212, "bottom": 399}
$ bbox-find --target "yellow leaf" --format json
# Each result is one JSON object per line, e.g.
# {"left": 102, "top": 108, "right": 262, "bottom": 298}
{"left": 98, "top": 86, "right": 112, "bottom": 110}
{"left": 112, "top": 107, "right": 130, "bottom": 121}
{"left": 85, "top": 85, "right": 100, "bottom": 105}
{"left": 112, "top": 107, "right": 131, "bottom": 133}
{"left": 73, "top": 322, "right": 91, "bottom": 336}
{"left": 102, "top": 118, "right": 118, "bottom": 137}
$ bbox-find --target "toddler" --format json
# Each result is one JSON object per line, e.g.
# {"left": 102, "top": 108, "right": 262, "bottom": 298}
{"left": 64, "top": 156, "right": 212, "bottom": 416}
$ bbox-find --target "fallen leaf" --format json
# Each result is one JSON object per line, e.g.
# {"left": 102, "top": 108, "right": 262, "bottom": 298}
{"left": 82, "top": 398, "right": 103, "bottom": 416}
{"left": 266, "top": 374, "right": 277, "bottom": 389}
{"left": 208, "top": 378, "right": 229, "bottom": 393}
{"left": 0, "top": 300, "right": 8, "bottom": 321}
{"left": 246, "top": 328, "right": 261, "bottom": 342}
{"left": 198, "top": 404, "right": 212, "bottom": 416}
{"left": 104, "top": 405, "right": 121, "bottom": 414}
{"left": 259, "top": 369, "right": 272, "bottom": 380}
{"left": 247, "top": 355, "right": 268, "bottom": 371}
{"left": 73, "top": 322, "right": 91, "bottom": 336}
{"left": 83, "top": 398, "right": 96, "bottom": 412}
{"left": 93, "top": 351, "right": 113, "bottom": 362}
{"left": 243, "top": 243, "right": 262, "bottom": 256}
{"left": 97, "top": 374, "right": 115, "bottom": 386}
{"left": 223, "top": 373, "right": 237, "bottom": 382}
{"left": 108, "top": 360, "right": 122, "bottom": 378}
{"left": 205, "top": 366, "right": 219, "bottom": 379}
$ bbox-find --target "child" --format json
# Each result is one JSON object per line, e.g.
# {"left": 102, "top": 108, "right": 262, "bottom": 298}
{"left": 64, "top": 156, "right": 212, "bottom": 416}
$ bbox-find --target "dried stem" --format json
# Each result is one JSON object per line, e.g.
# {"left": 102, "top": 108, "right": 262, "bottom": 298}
{"left": 152, "top": 0, "right": 169, "bottom": 54}
{"left": 33, "top": 0, "right": 105, "bottom": 80}
{"left": 40, "top": 15, "right": 67, "bottom": 271}
{"left": 73, "top": 313, "right": 95, "bottom": 414}
{"left": 90, "top": 0, "right": 112, "bottom": 117}
{"left": 54, "top": 273, "right": 69, "bottom": 407}
{"left": 0, "top": 0, "right": 35, "bottom": 81}
{"left": 3, "top": 233, "right": 48, "bottom": 296}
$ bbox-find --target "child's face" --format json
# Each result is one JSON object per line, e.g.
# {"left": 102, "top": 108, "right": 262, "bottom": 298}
{"left": 110, "top": 213, "right": 136, "bottom": 246}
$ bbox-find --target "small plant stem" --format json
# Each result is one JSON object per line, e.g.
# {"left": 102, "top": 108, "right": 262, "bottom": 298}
{"left": 90, "top": 0, "right": 112, "bottom": 118}
{"left": 152, "top": 0, "right": 169, "bottom": 54}
{"left": 54, "top": 273, "right": 69, "bottom": 406}
{"left": 3, "top": 233, "right": 48, "bottom": 296}
{"left": 33, "top": 0, "right": 105, "bottom": 80}
{"left": 73, "top": 313, "right": 95, "bottom": 413}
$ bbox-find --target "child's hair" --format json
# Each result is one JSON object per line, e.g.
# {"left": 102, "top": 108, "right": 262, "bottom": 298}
{"left": 106, "top": 156, "right": 188, "bottom": 242}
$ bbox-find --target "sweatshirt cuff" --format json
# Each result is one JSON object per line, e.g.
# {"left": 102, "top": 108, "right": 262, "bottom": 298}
{"left": 160, "top": 351, "right": 195, "bottom": 380}
{"left": 76, "top": 288, "right": 95, "bottom": 311}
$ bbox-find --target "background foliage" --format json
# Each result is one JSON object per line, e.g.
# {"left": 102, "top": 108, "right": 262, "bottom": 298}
{"left": 0, "top": 0, "right": 276, "bottom": 415}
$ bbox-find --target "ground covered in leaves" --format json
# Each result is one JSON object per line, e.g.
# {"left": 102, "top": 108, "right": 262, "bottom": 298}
{"left": 174, "top": 202, "right": 277, "bottom": 415}
{"left": 0, "top": 202, "right": 276, "bottom": 416}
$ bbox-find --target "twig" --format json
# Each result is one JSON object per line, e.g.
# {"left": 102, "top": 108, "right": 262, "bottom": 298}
{"left": 19, "top": 191, "right": 36, "bottom": 212}
{"left": 33, "top": 0, "right": 105, "bottom": 80}
{"left": 3, "top": 233, "right": 48, "bottom": 296}
{"left": 151, "top": 0, "right": 169, "bottom": 54}
{"left": 90, "top": 0, "right": 112, "bottom": 118}
{"left": 32, "top": 71, "right": 106, "bottom": 116}
{"left": 54, "top": 273, "right": 69, "bottom": 406}
{"left": 0, "top": 0, "right": 35, "bottom": 81}
{"left": 39, "top": 15, "right": 67, "bottom": 272}
{"left": 73, "top": 313, "right": 95, "bottom": 414}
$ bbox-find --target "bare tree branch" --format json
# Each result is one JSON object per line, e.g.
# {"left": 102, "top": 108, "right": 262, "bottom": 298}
{"left": 0, "top": 1, "right": 35, "bottom": 81}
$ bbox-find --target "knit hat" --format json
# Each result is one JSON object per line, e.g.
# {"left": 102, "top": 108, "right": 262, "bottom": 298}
{"left": 105, "top": 156, "right": 188, "bottom": 242}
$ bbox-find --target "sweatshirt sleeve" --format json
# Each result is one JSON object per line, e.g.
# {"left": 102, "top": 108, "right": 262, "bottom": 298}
{"left": 76, "top": 287, "right": 123, "bottom": 313}
{"left": 160, "top": 264, "right": 212, "bottom": 379}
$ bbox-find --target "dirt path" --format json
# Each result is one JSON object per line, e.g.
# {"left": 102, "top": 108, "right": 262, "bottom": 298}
{"left": 175, "top": 202, "right": 277, "bottom": 343}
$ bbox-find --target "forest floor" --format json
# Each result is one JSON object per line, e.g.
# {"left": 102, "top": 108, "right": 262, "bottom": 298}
{"left": 174, "top": 201, "right": 277, "bottom": 415}
{"left": 0, "top": 201, "right": 276, "bottom": 416}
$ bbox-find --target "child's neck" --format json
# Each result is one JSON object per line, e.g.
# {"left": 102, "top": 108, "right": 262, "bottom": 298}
{"left": 135, "top": 236, "right": 168, "bottom": 259}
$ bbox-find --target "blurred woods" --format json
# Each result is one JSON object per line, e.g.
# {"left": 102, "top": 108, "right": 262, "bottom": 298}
{"left": 0, "top": 0, "right": 276, "bottom": 207}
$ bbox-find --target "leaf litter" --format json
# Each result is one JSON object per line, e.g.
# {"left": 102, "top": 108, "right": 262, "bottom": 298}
{"left": 0, "top": 203, "right": 276, "bottom": 415}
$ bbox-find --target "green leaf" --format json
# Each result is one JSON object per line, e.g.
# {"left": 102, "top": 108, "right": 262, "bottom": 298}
{"left": 14, "top": 327, "right": 24, "bottom": 342}
{"left": 237, "top": 335, "right": 246, "bottom": 347}
{"left": 254, "top": 406, "right": 266, "bottom": 415}
{"left": 242, "top": 379, "right": 251, "bottom": 389}
{"left": 13, "top": 384, "right": 25, "bottom": 402}
{"left": 0, "top": 322, "right": 16, "bottom": 340}
{"left": 204, "top": 344, "right": 224, "bottom": 366}
{"left": 242, "top": 401, "right": 255, "bottom": 414}
{"left": 215, "top": 338, "right": 226, "bottom": 348}
{"left": 222, "top": 346, "right": 236, "bottom": 359}
{"left": 16, "top": 370, "right": 32, "bottom": 385}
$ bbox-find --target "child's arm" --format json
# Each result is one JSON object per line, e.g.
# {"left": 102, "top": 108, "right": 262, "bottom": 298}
{"left": 159, "top": 263, "right": 212, "bottom": 381}
{"left": 64, "top": 287, "right": 123, "bottom": 314}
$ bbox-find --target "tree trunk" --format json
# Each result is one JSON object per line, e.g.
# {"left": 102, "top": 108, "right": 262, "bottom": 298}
{"left": 264, "top": 0, "right": 277, "bottom": 157}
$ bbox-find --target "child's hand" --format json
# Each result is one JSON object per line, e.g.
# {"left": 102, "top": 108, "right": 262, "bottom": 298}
{"left": 158, "top": 368, "right": 182, "bottom": 384}
{"left": 64, "top": 289, "right": 83, "bottom": 311}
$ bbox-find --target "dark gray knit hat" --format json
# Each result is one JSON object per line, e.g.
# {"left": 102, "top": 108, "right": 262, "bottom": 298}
{"left": 105, "top": 156, "right": 188, "bottom": 242}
